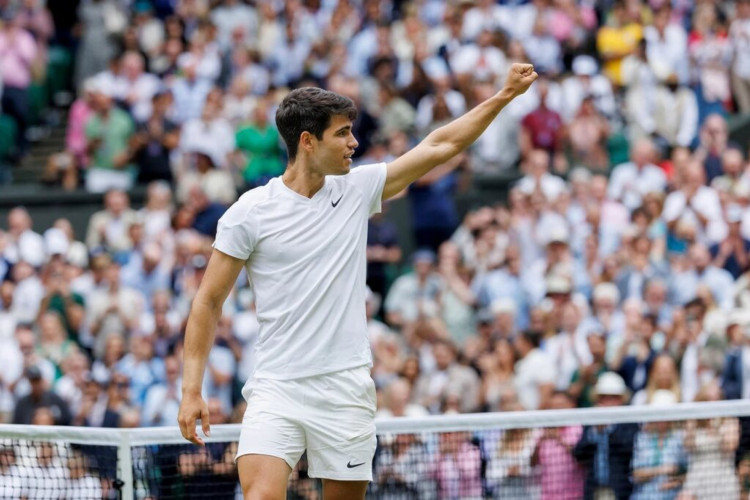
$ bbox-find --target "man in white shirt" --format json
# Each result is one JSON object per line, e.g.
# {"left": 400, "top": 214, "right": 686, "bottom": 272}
{"left": 178, "top": 64, "right": 538, "bottom": 499}
{"left": 514, "top": 330, "right": 557, "bottom": 410}
{"left": 607, "top": 138, "right": 666, "bottom": 211}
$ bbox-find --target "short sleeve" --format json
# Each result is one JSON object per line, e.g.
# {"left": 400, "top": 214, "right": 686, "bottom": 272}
{"left": 347, "top": 162, "right": 387, "bottom": 216}
{"left": 212, "top": 200, "right": 258, "bottom": 261}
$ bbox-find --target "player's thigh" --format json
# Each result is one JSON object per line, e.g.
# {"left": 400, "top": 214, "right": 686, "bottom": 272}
{"left": 321, "top": 478, "right": 369, "bottom": 500}
{"left": 237, "top": 454, "right": 291, "bottom": 500}
{"left": 305, "top": 366, "right": 377, "bottom": 480}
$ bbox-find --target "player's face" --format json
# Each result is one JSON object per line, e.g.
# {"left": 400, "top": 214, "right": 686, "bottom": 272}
{"left": 316, "top": 114, "right": 358, "bottom": 175}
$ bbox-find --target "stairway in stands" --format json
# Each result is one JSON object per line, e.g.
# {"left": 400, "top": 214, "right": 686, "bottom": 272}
{"left": 14, "top": 112, "right": 67, "bottom": 184}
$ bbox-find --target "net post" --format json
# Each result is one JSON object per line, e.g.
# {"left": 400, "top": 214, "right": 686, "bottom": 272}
{"left": 117, "top": 430, "right": 134, "bottom": 500}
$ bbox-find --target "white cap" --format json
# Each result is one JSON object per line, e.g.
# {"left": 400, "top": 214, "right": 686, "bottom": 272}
{"left": 545, "top": 274, "right": 572, "bottom": 295}
{"left": 44, "top": 228, "right": 69, "bottom": 257}
{"left": 572, "top": 55, "right": 598, "bottom": 76}
{"left": 490, "top": 297, "right": 517, "bottom": 316}
{"left": 593, "top": 282, "right": 620, "bottom": 304}
{"left": 545, "top": 226, "right": 569, "bottom": 245}
{"left": 650, "top": 389, "right": 678, "bottom": 406}
{"left": 595, "top": 372, "right": 627, "bottom": 397}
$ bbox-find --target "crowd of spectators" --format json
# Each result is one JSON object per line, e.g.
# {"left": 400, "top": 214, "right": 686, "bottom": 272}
{"left": 5, "top": 0, "right": 750, "bottom": 498}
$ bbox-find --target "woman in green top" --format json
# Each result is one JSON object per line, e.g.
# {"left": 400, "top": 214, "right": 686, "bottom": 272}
{"left": 235, "top": 100, "right": 285, "bottom": 188}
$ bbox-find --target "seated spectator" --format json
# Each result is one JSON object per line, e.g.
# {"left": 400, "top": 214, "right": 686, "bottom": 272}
{"left": 0, "top": 8, "right": 37, "bottom": 156}
{"left": 385, "top": 249, "right": 442, "bottom": 329}
{"left": 630, "top": 390, "right": 685, "bottom": 500}
{"left": 431, "top": 431, "right": 482, "bottom": 500}
{"left": 574, "top": 372, "right": 638, "bottom": 500}
{"left": 710, "top": 204, "right": 750, "bottom": 279}
{"left": 478, "top": 338, "right": 517, "bottom": 412}
{"left": 519, "top": 79, "right": 567, "bottom": 172}
{"left": 413, "top": 339, "right": 480, "bottom": 414}
{"left": 663, "top": 161, "right": 726, "bottom": 246}
{"left": 569, "top": 329, "right": 610, "bottom": 408}
{"left": 608, "top": 138, "right": 667, "bottom": 212}
{"left": 12, "top": 365, "right": 71, "bottom": 425}
{"left": 84, "top": 82, "right": 137, "bottom": 193}
{"left": 561, "top": 55, "right": 617, "bottom": 124}
{"left": 596, "top": 0, "right": 643, "bottom": 87}
{"left": 566, "top": 96, "right": 610, "bottom": 172}
{"left": 486, "top": 417, "right": 542, "bottom": 498}
{"left": 131, "top": 90, "right": 179, "bottom": 185}
{"left": 3, "top": 206, "right": 45, "bottom": 269}
{"left": 115, "top": 51, "right": 161, "bottom": 123}
{"left": 532, "top": 391, "right": 585, "bottom": 500}
{"left": 141, "top": 355, "right": 181, "bottom": 427}
{"left": 178, "top": 90, "right": 235, "bottom": 171}
{"left": 514, "top": 330, "right": 556, "bottom": 410}
{"left": 234, "top": 98, "right": 285, "bottom": 188}
{"left": 376, "top": 377, "right": 429, "bottom": 419}
{"left": 372, "top": 433, "right": 436, "bottom": 498}
{"left": 682, "top": 382, "right": 741, "bottom": 500}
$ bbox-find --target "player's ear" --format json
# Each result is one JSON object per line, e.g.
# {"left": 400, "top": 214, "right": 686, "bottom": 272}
{"left": 299, "top": 131, "right": 315, "bottom": 154}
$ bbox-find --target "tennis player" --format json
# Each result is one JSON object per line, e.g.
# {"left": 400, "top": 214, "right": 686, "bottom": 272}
{"left": 178, "top": 63, "right": 537, "bottom": 499}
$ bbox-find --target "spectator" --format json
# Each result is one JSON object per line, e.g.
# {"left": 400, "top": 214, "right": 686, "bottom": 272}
{"left": 486, "top": 420, "right": 541, "bottom": 498}
{"left": 385, "top": 249, "right": 442, "bottom": 329}
{"left": 478, "top": 338, "right": 517, "bottom": 412}
{"left": 234, "top": 97, "right": 285, "bottom": 188}
{"left": 3, "top": 206, "right": 45, "bottom": 268}
{"left": 631, "top": 353, "right": 681, "bottom": 405}
{"left": 178, "top": 91, "right": 235, "bottom": 171}
{"left": 519, "top": 79, "right": 566, "bottom": 172}
{"left": 710, "top": 204, "right": 750, "bottom": 279}
{"left": 682, "top": 382, "right": 741, "bottom": 500}
{"left": 731, "top": 0, "right": 750, "bottom": 114}
{"left": 514, "top": 330, "right": 556, "bottom": 410}
{"left": 412, "top": 339, "right": 480, "bottom": 414}
{"left": 141, "top": 354, "right": 181, "bottom": 427}
{"left": 74, "top": 0, "right": 124, "bottom": 89}
{"left": 376, "top": 377, "right": 429, "bottom": 419}
{"left": 0, "top": 8, "right": 37, "bottom": 156}
{"left": 131, "top": 90, "right": 179, "bottom": 185}
{"left": 608, "top": 138, "right": 667, "bottom": 211}
{"left": 566, "top": 96, "right": 610, "bottom": 172}
{"left": 532, "top": 391, "right": 585, "bottom": 500}
{"left": 630, "top": 390, "right": 685, "bottom": 500}
{"left": 12, "top": 365, "right": 71, "bottom": 425}
{"left": 597, "top": 0, "right": 643, "bottom": 87}
{"left": 574, "top": 372, "right": 638, "bottom": 500}
{"left": 569, "top": 329, "right": 610, "bottom": 408}
{"left": 84, "top": 84, "right": 136, "bottom": 193}
{"left": 432, "top": 431, "right": 482, "bottom": 500}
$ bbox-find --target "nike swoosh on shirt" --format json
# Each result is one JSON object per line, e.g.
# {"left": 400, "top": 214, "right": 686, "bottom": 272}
{"left": 347, "top": 460, "right": 366, "bottom": 468}
{"left": 332, "top": 194, "right": 343, "bottom": 207}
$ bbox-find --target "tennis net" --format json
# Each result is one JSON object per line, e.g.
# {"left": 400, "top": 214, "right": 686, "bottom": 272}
{"left": 2, "top": 400, "right": 750, "bottom": 499}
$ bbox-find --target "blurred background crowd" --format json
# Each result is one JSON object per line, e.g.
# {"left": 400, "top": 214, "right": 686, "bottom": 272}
{"left": 4, "top": 0, "right": 750, "bottom": 496}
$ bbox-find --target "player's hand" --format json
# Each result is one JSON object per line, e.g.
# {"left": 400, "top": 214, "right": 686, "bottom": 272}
{"left": 502, "top": 63, "right": 538, "bottom": 98}
{"left": 178, "top": 392, "right": 210, "bottom": 446}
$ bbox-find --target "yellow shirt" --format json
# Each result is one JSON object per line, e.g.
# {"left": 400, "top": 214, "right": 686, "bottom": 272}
{"left": 597, "top": 23, "right": 643, "bottom": 86}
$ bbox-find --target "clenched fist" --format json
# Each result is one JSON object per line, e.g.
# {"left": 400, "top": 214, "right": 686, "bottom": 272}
{"left": 503, "top": 63, "right": 538, "bottom": 98}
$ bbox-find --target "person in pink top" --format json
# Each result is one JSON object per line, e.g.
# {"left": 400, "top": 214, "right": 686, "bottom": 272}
{"left": 433, "top": 431, "right": 483, "bottom": 500}
{"left": 533, "top": 391, "right": 585, "bottom": 500}
{"left": 0, "top": 8, "right": 37, "bottom": 154}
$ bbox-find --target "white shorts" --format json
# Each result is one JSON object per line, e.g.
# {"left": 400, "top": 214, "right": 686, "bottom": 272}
{"left": 236, "top": 365, "right": 377, "bottom": 481}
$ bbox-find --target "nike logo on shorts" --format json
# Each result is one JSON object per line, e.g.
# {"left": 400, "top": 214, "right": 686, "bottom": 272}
{"left": 332, "top": 194, "right": 343, "bottom": 207}
{"left": 347, "top": 460, "right": 366, "bottom": 468}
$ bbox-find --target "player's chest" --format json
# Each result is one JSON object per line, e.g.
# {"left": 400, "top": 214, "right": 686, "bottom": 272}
{"left": 254, "top": 197, "right": 365, "bottom": 263}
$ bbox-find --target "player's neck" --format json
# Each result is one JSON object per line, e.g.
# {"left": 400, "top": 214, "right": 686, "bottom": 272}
{"left": 281, "top": 161, "right": 326, "bottom": 199}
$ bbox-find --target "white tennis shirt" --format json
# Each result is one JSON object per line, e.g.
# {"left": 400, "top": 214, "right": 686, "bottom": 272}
{"left": 213, "top": 162, "right": 387, "bottom": 380}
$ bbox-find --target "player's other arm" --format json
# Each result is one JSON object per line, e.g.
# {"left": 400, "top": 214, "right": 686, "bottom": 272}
{"left": 381, "top": 63, "right": 538, "bottom": 200}
{"left": 178, "top": 249, "right": 245, "bottom": 445}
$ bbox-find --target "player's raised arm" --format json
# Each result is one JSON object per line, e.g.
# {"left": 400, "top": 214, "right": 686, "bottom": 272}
{"left": 381, "top": 63, "right": 538, "bottom": 200}
{"left": 178, "top": 249, "right": 246, "bottom": 445}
